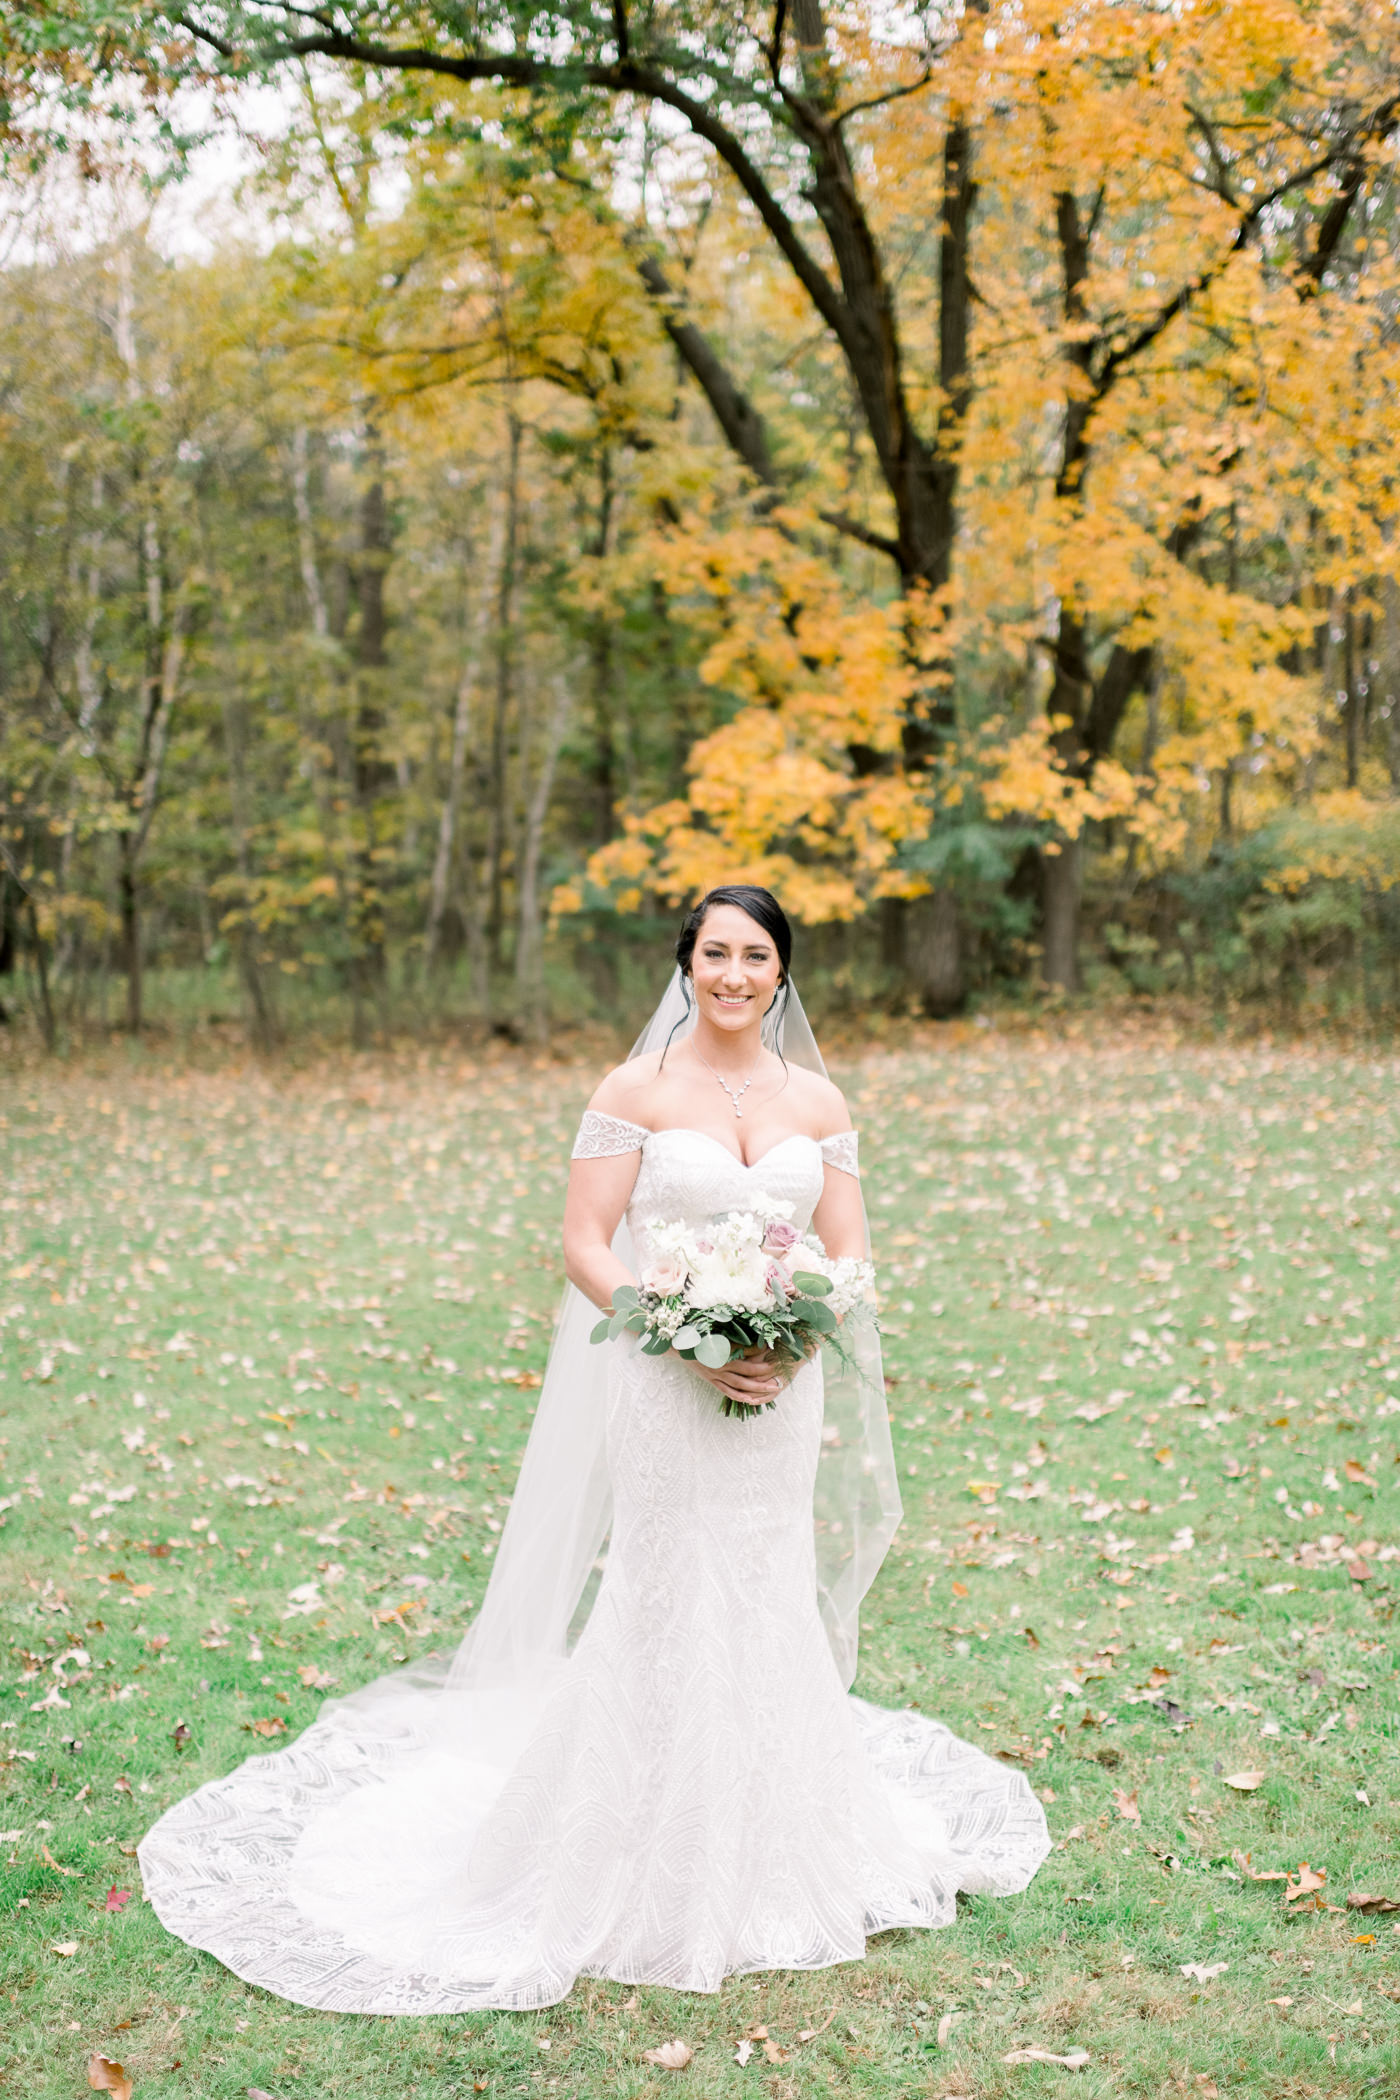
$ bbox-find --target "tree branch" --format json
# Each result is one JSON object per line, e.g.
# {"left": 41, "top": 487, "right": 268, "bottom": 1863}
{"left": 1092, "top": 93, "right": 1400, "bottom": 406}
{"left": 633, "top": 250, "right": 779, "bottom": 487}
{"left": 178, "top": 17, "right": 858, "bottom": 362}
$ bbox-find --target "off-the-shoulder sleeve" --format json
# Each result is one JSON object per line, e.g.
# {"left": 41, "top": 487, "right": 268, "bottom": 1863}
{"left": 571, "top": 1109, "right": 651, "bottom": 1160}
{"left": 818, "top": 1130, "right": 860, "bottom": 1178}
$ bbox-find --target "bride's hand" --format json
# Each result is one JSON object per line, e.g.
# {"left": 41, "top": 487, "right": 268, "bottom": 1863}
{"left": 687, "top": 1345, "right": 789, "bottom": 1409}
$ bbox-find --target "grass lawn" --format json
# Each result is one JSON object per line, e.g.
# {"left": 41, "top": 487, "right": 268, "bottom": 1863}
{"left": 2, "top": 1021, "right": 1398, "bottom": 2099}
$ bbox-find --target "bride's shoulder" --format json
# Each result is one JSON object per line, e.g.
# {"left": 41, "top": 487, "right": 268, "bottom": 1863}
{"left": 782, "top": 1061, "right": 852, "bottom": 1137}
{"left": 586, "top": 1053, "right": 665, "bottom": 1122}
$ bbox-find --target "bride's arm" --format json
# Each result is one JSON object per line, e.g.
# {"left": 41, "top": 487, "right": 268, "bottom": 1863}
{"left": 563, "top": 1153, "right": 643, "bottom": 1311}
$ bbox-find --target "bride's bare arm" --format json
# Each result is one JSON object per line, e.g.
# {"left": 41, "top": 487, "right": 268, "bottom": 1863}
{"left": 563, "top": 1153, "right": 643, "bottom": 1310}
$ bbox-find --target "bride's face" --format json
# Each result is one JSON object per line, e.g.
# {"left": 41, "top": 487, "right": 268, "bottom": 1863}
{"left": 689, "top": 906, "right": 783, "bottom": 1034}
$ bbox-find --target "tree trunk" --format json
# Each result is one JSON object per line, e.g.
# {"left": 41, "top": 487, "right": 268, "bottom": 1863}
{"left": 908, "top": 890, "right": 966, "bottom": 1017}
{"left": 26, "top": 894, "right": 56, "bottom": 1053}
{"left": 427, "top": 493, "right": 507, "bottom": 969}
{"left": 485, "top": 411, "right": 522, "bottom": 970}
{"left": 350, "top": 427, "right": 394, "bottom": 1023}
{"left": 1041, "top": 839, "right": 1082, "bottom": 993}
{"left": 515, "top": 679, "right": 571, "bottom": 1042}
{"left": 118, "top": 840, "right": 142, "bottom": 1034}
{"left": 221, "top": 691, "right": 279, "bottom": 1051}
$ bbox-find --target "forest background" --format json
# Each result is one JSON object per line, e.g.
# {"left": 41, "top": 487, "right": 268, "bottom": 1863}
{"left": 5, "top": 0, "right": 1400, "bottom": 1054}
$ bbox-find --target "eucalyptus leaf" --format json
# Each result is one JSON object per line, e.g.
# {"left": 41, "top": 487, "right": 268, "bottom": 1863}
{"left": 694, "top": 1332, "right": 732, "bottom": 1369}
{"left": 789, "top": 1271, "right": 832, "bottom": 1295}
{"left": 673, "top": 1325, "right": 702, "bottom": 1351}
{"left": 589, "top": 1317, "right": 612, "bottom": 1344}
{"left": 800, "top": 1299, "right": 838, "bottom": 1332}
{"left": 611, "top": 1284, "right": 640, "bottom": 1309}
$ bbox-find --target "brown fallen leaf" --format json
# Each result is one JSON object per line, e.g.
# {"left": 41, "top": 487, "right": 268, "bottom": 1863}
{"left": 1002, "top": 2046, "right": 1091, "bottom": 2069}
{"left": 642, "top": 2039, "right": 693, "bottom": 2070}
{"left": 243, "top": 1717, "right": 288, "bottom": 1738}
{"left": 248, "top": 2089, "right": 278, "bottom": 2100}
{"left": 297, "top": 1665, "right": 337, "bottom": 1691}
{"left": 1343, "top": 1459, "right": 1377, "bottom": 1487}
{"left": 1346, "top": 1560, "right": 1373, "bottom": 1582}
{"left": 1222, "top": 1769, "right": 1266, "bottom": 1791}
{"left": 1112, "top": 1787, "right": 1141, "bottom": 1825}
{"left": 1146, "top": 1664, "right": 1172, "bottom": 1689}
{"left": 761, "top": 2040, "right": 787, "bottom": 2065}
{"left": 171, "top": 1723, "right": 191, "bottom": 1752}
{"left": 1232, "top": 1850, "right": 1287, "bottom": 1883}
{"left": 1268, "top": 1995, "right": 1293, "bottom": 2007}
{"left": 88, "top": 2056, "right": 133, "bottom": 2100}
{"left": 1347, "top": 1892, "right": 1400, "bottom": 1914}
{"left": 41, "top": 1845, "right": 80, "bottom": 1877}
{"left": 1284, "top": 1862, "right": 1327, "bottom": 1906}
{"left": 935, "top": 2011, "right": 962, "bottom": 2048}
{"left": 796, "top": 2010, "right": 838, "bottom": 2042}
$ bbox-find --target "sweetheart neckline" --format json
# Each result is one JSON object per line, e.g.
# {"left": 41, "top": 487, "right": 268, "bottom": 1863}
{"left": 640, "top": 1126, "right": 823, "bottom": 1173}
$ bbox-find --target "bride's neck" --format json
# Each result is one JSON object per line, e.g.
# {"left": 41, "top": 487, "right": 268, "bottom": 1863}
{"left": 690, "top": 1016, "right": 763, "bottom": 1073}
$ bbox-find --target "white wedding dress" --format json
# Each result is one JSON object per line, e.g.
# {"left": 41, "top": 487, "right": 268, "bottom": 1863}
{"left": 139, "top": 1120, "right": 1049, "bottom": 2012}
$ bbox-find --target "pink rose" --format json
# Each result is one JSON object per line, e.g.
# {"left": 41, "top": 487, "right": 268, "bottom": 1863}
{"left": 761, "top": 1218, "right": 800, "bottom": 1255}
{"left": 765, "top": 1260, "right": 796, "bottom": 1301}
{"left": 642, "top": 1254, "right": 687, "bottom": 1296}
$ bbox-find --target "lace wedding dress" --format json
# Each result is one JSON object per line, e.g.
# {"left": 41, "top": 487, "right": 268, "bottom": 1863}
{"left": 139, "top": 1117, "right": 1049, "bottom": 2012}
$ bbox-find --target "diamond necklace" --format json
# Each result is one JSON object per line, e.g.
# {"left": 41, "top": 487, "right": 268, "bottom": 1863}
{"left": 692, "top": 1040, "right": 760, "bottom": 1118}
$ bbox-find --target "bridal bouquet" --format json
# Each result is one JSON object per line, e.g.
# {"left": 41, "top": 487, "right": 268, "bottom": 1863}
{"left": 590, "top": 1198, "right": 876, "bottom": 1416}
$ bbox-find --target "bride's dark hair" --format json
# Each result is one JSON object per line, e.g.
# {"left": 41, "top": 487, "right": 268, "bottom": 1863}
{"left": 662, "top": 885, "right": 793, "bottom": 1066}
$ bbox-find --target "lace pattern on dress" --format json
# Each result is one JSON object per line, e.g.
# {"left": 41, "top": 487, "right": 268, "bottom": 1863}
{"left": 571, "top": 1110, "right": 651, "bottom": 1159}
{"left": 819, "top": 1131, "right": 860, "bottom": 1178}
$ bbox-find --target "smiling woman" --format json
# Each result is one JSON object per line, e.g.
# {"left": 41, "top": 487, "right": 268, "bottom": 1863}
{"left": 137, "top": 886, "right": 1049, "bottom": 2013}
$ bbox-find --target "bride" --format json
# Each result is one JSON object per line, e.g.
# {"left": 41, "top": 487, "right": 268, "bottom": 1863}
{"left": 139, "top": 884, "right": 1049, "bottom": 2013}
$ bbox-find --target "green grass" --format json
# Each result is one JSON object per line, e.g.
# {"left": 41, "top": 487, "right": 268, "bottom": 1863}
{"left": 2, "top": 1023, "right": 1398, "bottom": 2099}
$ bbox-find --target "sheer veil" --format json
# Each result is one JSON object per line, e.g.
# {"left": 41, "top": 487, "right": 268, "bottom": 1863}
{"left": 323, "top": 967, "right": 902, "bottom": 1753}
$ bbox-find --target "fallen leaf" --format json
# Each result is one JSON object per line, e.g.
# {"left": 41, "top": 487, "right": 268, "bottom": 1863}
{"left": 1222, "top": 1769, "right": 1266, "bottom": 1791}
{"left": 1179, "top": 1961, "right": 1228, "bottom": 1983}
{"left": 1112, "top": 1787, "right": 1141, "bottom": 1825}
{"left": 642, "top": 2039, "right": 693, "bottom": 2070}
{"left": 52, "top": 1940, "right": 79, "bottom": 1957}
{"left": 248, "top": 2090, "right": 277, "bottom": 2100}
{"left": 41, "top": 1844, "right": 80, "bottom": 1877}
{"left": 1343, "top": 1459, "right": 1376, "bottom": 1486}
{"left": 733, "top": 2039, "right": 752, "bottom": 2066}
{"left": 1347, "top": 1892, "right": 1400, "bottom": 1914}
{"left": 936, "top": 2011, "right": 962, "bottom": 2048}
{"left": 951, "top": 1580, "right": 969, "bottom": 1599}
{"left": 1284, "top": 1862, "right": 1327, "bottom": 1905}
{"left": 1002, "top": 2046, "right": 1091, "bottom": 2069}
{"left": 1346, "top": 1560, "right": 1373, "bottom": 1582}
{"left": 1232, "top": 1850, "right": 1287, "bottom": 1883}
{"left": 1267, "top": 1996, "right": 1293, "bottom": 2007}
{"left": 104, "top": 1886, "right": 131, "bottom": 1912}
{"left": 761, "top": 2040, "right": 787, "bottom": 2064}
{"left": 243, "top": 1717, "right": 288, "bottom": 1738}
{"left": 88, "top": 2056, "right": 132, "bottom": 2100}
{"left": 297, "top": 1664, "right": 337, "bottom": 1690}
{"left": 171, "top": 1723, "right": 191, "bottom": 1752}
{"left": 1146, "top": 1664, "right": 1172, "bottom": 1688}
